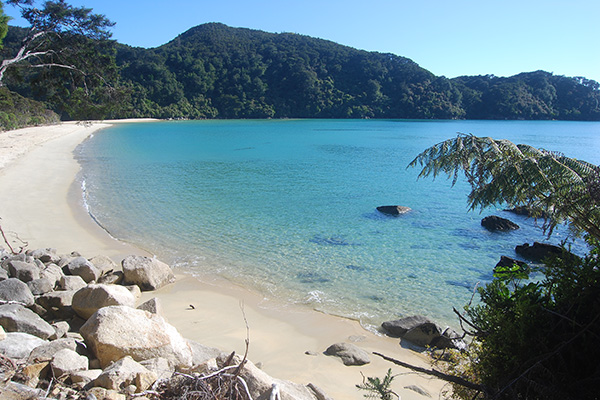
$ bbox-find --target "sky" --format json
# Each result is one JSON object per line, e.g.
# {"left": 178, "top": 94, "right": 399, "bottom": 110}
{"left": 5, "top": 0, "right": 600, "bottom": 83}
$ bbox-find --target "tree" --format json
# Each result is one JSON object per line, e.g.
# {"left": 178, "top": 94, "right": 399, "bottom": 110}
{"left": 0, "top": 0, "right": 114, "bottom": 85}
{"left": 408, "top": 134, "right": 600, "bottom": 399}
{"left": 0, "top": 3, "right": 8, "bottom": 48}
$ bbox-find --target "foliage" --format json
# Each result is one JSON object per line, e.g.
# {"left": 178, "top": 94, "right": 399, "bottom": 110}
{"left": 356, "top": 368, "right": 398, "bottom": 400}
{"left": 0, "top": 85, "right": 59, "bottom": 130}
{"left": 409, "top": 134, "right": 600, "bottom": 240}
{"left": 4, "top": 22, "right": 600, "bottom": 121}
{"left": 0, "top": 2, "right": 8, "bottom": 49}
{"left": 410, "top": 136, "right": 600, "bottom": 399}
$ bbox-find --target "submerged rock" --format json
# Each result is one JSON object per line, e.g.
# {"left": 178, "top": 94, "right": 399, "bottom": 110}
{"left": 376, "top": 205, "right": 411, "bottom": 216}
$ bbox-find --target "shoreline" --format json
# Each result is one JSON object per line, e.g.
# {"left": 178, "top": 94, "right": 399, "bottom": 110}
{"left": 0, "top": 121, "right": 447, "bottom": 399}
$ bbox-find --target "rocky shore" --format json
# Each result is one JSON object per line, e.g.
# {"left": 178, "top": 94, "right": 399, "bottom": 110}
{"left": 0, "top": 247, "right": 334, "bottom": 400}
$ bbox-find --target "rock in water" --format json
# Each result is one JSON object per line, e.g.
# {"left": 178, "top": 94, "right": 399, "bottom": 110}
{"left": 481, "top": 215, "right": 519, "bottom": 232}
{"left": 381, "top": 315, "right": 434, "bottom": 337}
{"left": 376, "top": 205, "right": 411, "bottom": 216}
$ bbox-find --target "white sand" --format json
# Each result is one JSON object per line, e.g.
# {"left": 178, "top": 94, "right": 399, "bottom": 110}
{"left": 0, "top": 121, "right": 449, "bottom": 399}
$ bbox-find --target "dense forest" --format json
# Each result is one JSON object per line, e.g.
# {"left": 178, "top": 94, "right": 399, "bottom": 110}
{"left": 2, "top": 22, "right": 600, "bottom": 123}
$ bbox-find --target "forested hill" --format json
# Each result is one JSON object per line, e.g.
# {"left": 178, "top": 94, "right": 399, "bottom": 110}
{"left": 4, "top": 23, "right": 600, "bottom": 121}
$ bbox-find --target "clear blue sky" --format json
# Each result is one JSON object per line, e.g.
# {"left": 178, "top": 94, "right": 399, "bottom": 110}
{"left": 5, "top": 0, "right": 600, "bottom": 83}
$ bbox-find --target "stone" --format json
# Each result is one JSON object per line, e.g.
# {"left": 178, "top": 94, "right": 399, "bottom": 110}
{"left": 493, "top": 256, "right": 529, "bottom": 278}
{"left": 324, "top": 342, "right": 370, "bottom": 366}
{"left": 429, "top": 328, "right": 467, "bottom": 350}
{"left": 403, "top": 321, "right": 442, "bottom": 347}
{"left": 0, "top": 325, "right": 5, "bottom": 340}
{"left": 50, "top": 321, "right": 70, "bottom": 340}
{"left": 481, "top": 215, "right": 520, "bottom": 232}
{"left": 515, "top": 242, "right": 567, "bottom": 262}
{"left": 59, "top": 275, "right": 87, "bottom": 291}
{"left": 0, "top": 304, "right": 55, "bottom": 339}
{"left": 86, "top": 387, "right": 127, "bottom": 400}
{"left": 36, "top": 290, "right": 76, "bottom": 319}
{"left": 308, "top": 383, "right": 334, "bottom": 400}
{"left": 98, "top": 271, "right": 124, "bottom": 285}
{"left": 93, "top": 356, "right": 157, "bottom": 392}
{"left": 381, "top": 315, "right": 434, "bottom": 337}
{"left": 89, "top": 255, "right": 119, "bottom": 276}
{"left": 376, "top": 205, "right": 411, "bottom": 216}
{"left": 80, "top": 306, "right": 193, "bottom": 369}
{"left": 27, "top": 248, "right": 60, "bottom": 264}
{"left": 137, "top": 297, "right": 163, "bottom": 315}
{"left": 67, "top": 257, "right": 100, "bottom": 283}
{"left": 0, "top": 268, "right": 8, "bottom": 281}
{"left": 0, "top": 332, "right": 46, "bottom": 359}
{"left": 187, "top": 340, "right": 222, "bottom": 366}
{"left": 7, "top": 260, "right": 40, "bottom": 282}
{"left": 39, "top": 263, "right": 64, "bottom": 287}
{"left": 121, "top": 255, "right": 175, "bottom": 291}
{"left": 51, "top": 348, "right": 89, "bottom": 377}
{"left": 20, "top": 361, "right": 50, "bottom": 388}
{"left": 140, "top": 357, "right": 174, "bottom": 381}
{"left": 0, "top": 278, "right": 34, "bottom": 306}
{"left": 72, "top": 284, "right": 136, "bottom": 319}
{"left": 70, "top": 369, "right": 102, "bottom": 388}
{"left": 0, "top": 381, "right": 46, "bottom": 399}
{"left": 26, "top": 277, "right": 55, "bottom": 295}
{"left": 28, "top": 337, "right": 78, "bottom": 363}
{"left": 126, "top": 284, "right": 142, "bottom": 299}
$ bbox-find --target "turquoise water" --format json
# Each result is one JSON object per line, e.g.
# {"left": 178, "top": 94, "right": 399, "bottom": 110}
{"left": 76, "top": 119, "right": 600, "bottom": 329}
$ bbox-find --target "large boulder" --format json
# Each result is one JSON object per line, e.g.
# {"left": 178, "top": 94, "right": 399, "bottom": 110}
{"left": 515, "top": 242, "right": 568, "bottom": 262}
{"left": 0, "top": 332, "right": 46, "bottom": 359}
{"left": 26, "top": 277, "right": 55, "bottom": 295}
{"left": 88, "top": 255, "right": 119, "bottom": 277}
{"left": 403, "top": 321, "right": 442, "bottom": 347}
{"left": 0, "top": 304, "right": 55, "bottom": 339}
{"left": 381, "top": 315, "right": 434, "bottom": 337}
{"left": 66, "top": 257, "right": 100, "bottom": 283}
{"left": 121, "top": 256, "right": 175, "bottom": 291}
{"left": 72, "top": 284, "right": 136, "bottom": 319}
{"left": 7, "top": 260, "right": 40, "bottom": 282}
{"left": 0, "top": 277, "right": 36, "bottom": 307}
{"left": 27, "top": 248, "right": 60, "bottom": 264}
{"left": 481, "top": 215, "right": 520, "bottom": 232}
{"left": 80, "top": 306, "right": 193, "bottom": 369}
{"left": 39, "top": 264, "right": 64, "bottom": 287}
{"left": 324, "top": 342, "right": 370, "bottom": 366}
{"left": 376, "top": 205, "right": 411, "bottom": 216}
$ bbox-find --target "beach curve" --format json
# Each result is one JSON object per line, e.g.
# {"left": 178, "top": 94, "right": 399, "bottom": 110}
{"left": 0, "top": 120, "right": 447, "bottom": 399}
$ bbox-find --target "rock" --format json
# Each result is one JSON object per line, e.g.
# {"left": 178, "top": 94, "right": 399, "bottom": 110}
{"left": 504, "top": 206, "right": 548, "bottom": 219}
{"left": 187, "top": 340, "right": 222, "bottom": 366}
{"left": 93, "top": 356, "right": 157, "bottom": 392}
{"left": 51, "top": 348, "right": 89, "bottom": 377}
{"left": 140, "top": 357, "right": 174, "bottom": 381}
{"left": 376, "top": 205, "right": 411, "bottom": 216}
{"left": 89, "top": 255, "right": 119, "bottom": 276}
{"left": 50, "top": 321, "right": 70, "bottom": 340}
{"left": 26, "top": 277, "right": 55, "bottom": 295}
{"left": 59, "top": 275, "right": 87, "bottom": 291}
{"left": 0, "top": 325, "right": 5, "bottom": 340}
{"left": 481, "top": 215, "right": 520, "bottom": 232}
{"left": 36, "top": 290, "right": 76, "bottom": 319}
{"left": 324, "top": 342, "right": 370, "bottom": 366}
{"left": 86, "top": 387, "right": 127, "bottom": 400}
{"left": 308, "top": 383, "right": 334, "bottom": 400}
{"left": 0, "top": 304, "right": 55, "bottom": 339}
{"left": 67, "top": 257, "right": 100, "bottom": 283}
{"left": 20, "top": 361, "right": 50, "bottom": 388}
{"left": 137, "top": 297, "right": 163, "bottom": 315}
{"left": 0, "top": 278, "right": 35, "bottom": 306}
{"left": 403, "top": 321, "right": 442, "bottom": 347}
{"left": 0, "top": 268, "right": 8, "bottom": 281}
{"left": 381, "top": 315, "right": 434, "bottom": 337}
{"left": 0, "top": 332, "right": 46, "bottom": 359}
{"left": 98, "top": 270, "right": 124, "bottom": 285}
{"left": 27, "top": 337, "right": 78, "bottom": 363}
{"left": 27, "top": 248, "right": 60, "bottom": 264}
{"left": 7, "top": 260, "right": 40, "bottom": 282}
{"left": 126, "top": 284, "right": 142, "bottom": 299}
{"left": 495, "top": 256, "right": 528, "bottom": 269}
{"left": 121, "top": 255, "right": 175, "bottom": 291}
{"left": 70, "top": 369, "right": 102, "bottom": 388}
{"left": 80, "top": 305, "right": 193, "bottom": 369}
{"left": 429, "top": 328, "right": 466, "bottom": 350}
{"left": 0, "top": 381, "right": 46, "bottom": 400}
{"left": 72, "top": 284, "right": 136, "bottom": 319}
{"left": 39, "top": 263, "right": 64, "bottom": 287}
{"left": 515, "top": 242, "right": 566, "bottom": 262}
{"left": 493, "top": 256, "right": 530, "bottom": 278}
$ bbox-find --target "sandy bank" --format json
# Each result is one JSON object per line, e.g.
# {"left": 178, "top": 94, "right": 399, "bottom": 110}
{"left": 0, "top": 121, "right": 448, "bottom": 399}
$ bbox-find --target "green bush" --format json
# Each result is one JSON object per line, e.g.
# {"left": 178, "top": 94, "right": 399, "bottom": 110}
{"left": 0, "top": 87, "right": 60, "bottom": 130}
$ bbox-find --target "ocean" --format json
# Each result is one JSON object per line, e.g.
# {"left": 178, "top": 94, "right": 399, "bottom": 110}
{"left": 76, "top": 119, "right": 600, "bottom": 330}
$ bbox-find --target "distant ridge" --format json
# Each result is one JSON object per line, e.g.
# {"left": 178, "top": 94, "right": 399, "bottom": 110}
{"left": 4, "top": 23, "right": 600, "bottom": 121}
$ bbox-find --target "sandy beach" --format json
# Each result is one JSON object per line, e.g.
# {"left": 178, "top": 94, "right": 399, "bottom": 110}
{"left": 0, "top": 121, "right": 447, "bottom": 399}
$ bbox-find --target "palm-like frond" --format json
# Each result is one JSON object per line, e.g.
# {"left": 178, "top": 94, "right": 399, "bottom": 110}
{"left": 408, "top": 134, "right": 600, "bottom": 240}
